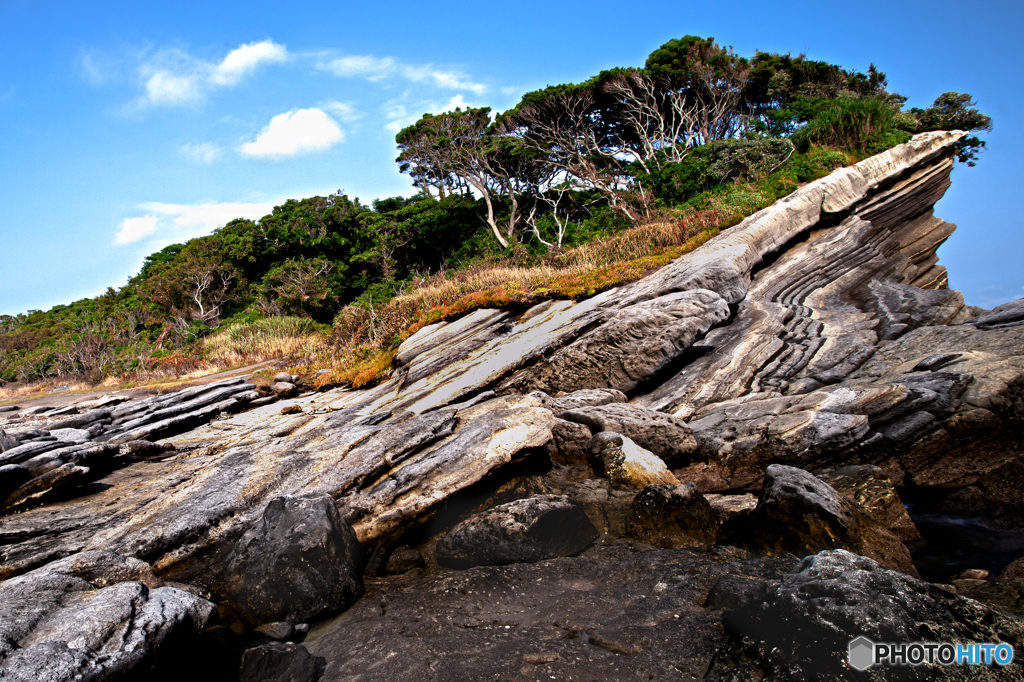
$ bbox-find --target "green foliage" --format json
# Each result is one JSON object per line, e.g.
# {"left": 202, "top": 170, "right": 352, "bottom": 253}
{"left": 637, "top": 138, "right": 795, "bottom": 206}
{"left": 907, "top": 92, "right": 993, "bottom": 166}
{"left": 791, "top": 97, "right": 905, "bottom": 152}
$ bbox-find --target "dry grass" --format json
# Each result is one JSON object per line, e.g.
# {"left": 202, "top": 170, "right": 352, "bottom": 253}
{"left": 203, "top": 317, "right": 334, "bottom": 369}
{"left": 321, "top": 206, "right": 733, "bottom": 387}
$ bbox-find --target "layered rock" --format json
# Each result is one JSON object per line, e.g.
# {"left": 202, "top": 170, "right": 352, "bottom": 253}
{"left": 0, "top": 132, "right": 1021, "bottom": 680}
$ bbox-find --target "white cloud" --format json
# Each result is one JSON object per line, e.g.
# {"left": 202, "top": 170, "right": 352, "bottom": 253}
{"left": 240, "top": 108, "right": 344, "bottom": 159}
{"left": 144, "top": 70, "right": 203, "bottom": 105}
{"left": 137, "top": 40, "right": 288, "bottom": 106}
{"left": 180, "top": 142, "right": 221, "bottom": 164}
{"left": 320, "top": 54, "right": 486, "bottom": 94}
{"left": 211, "top": 40, "right": 288, "bottom": 85}
{"left": 322, "top": 100, "right": 359, "bottom": 121}
{"left": 141, "top": 201, "right": 278, "bottom": 234}
{"left": 114, "top": 216, "right": 159, "bottom": 245}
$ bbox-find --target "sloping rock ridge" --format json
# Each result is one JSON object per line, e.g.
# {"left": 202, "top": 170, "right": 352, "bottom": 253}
{"left": 1, "top": 130, "right": 1023, "bottom": 680}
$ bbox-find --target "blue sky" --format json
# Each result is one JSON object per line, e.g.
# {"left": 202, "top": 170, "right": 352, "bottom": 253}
{"left": 1, "top": 0, "right": 1021, "bottom": 315}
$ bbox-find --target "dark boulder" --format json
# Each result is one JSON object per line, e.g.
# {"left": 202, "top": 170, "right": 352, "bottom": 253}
{"left": 222, "top": 493, "right": 365, "bottom": 626}
{"left": 724, "top": 464, "right": 916, "bottom": 574}
{"left": 627, "top": 482, "right": 719, "bottom": 548}
{"left": 436, "top": 495, "right": 598, "bottom": 568}
{"left": 239, "top": 642, "right": 317, "bottom": 682}
{"left": 0, "top": 464, "right": 31, "bottom": 502}
{"left": 712, "top": 549, "right": 1024, "bottom": 681}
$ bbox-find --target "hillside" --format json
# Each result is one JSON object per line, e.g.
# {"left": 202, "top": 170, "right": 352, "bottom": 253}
{"left": 0, "top": 36, "right": 991, "bottom": 398}
{"left": 1, "top": 132, "right": 1023, "bottom": 680}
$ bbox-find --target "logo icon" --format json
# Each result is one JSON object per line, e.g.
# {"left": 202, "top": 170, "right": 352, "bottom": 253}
{"left": 849, "top": 636, "right": 875, "bottom": 671}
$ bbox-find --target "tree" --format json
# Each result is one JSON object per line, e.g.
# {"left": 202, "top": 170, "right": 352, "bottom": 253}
{"left": 396, "top": 108, "right": 540, "bottom": 248}
{"left": 908, "top": 92, "right": 992, "bottom": 166}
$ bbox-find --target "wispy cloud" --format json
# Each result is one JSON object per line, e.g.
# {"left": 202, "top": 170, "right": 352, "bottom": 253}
{"left": 322, "top": 100, "right": 359, "bottom": 121}
{"left": 240, "top": 108, "right": 344, "bottom": 159}
{"left": 114, "top": 216, "right": 159, "bottom": 245}
{"left": 319, "top": 53, "right": 486, "bottom": 94}
{"left": 383, "top": 94, "right": 476, "bottom": 133}
{"left": 180, "top": 142, "right": 222, "bottom": 164}
{"left": 136, "top": 39, "right": 288, "bottom": 107}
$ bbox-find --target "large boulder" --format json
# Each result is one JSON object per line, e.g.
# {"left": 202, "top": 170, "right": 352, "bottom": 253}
{"left": 627, "top": 482, "right": 719, "bottom": 548}
{"left": 222, "top": 493, "right": 365, "bottom": 625}
{"left": 711, "top": 550, "right": 1024, "bottom": 681}
{"left": 0, "top": 551, "right": 214, "bottom": 681}
{"left": 589, "top": 432, "right": 680, "bottom": 489}
{"left": 724, "top": 464, "right": 916, "bottom": 574}
{"left": 436, "top": 495, "right": 598, "bottom": 568}
{"left": 559, "top": 402, "right": 697, "bottom": 464}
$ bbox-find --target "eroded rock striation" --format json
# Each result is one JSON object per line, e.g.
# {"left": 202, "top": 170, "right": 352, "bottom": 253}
{"left": 2, "top": 131, "right": 1023, "bottom": 679}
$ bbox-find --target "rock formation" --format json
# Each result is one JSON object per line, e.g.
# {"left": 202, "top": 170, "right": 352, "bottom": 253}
{"left": 1, "top": 131, "right": 1023, "bottom": 679}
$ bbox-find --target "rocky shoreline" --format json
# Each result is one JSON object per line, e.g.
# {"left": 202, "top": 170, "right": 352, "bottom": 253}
{"left": 1, "top": 131, "right": 1022, "bottom": 680}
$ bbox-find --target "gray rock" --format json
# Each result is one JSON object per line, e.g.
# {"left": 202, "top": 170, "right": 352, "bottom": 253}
{"left": 0, "top": 552, "right": 214, "bottom": 680}
{"left": 0, "top": 406, "right": 19, "bottom": 413}
{"left": 565, "top": 478, "right": 636, "bottom": 538}
{"left": 48, "top": 409, "right": 111, "bottom": 431}
{"left": 239, "top": 642, "right": 316, "bottom": 682}
{"left": 559, "top": 402, "right": 697, "bottom": 464}
{"left": 48, "top": 427, "right": 92, "bottom": 443}
{"left": 501, "top": 289, "right": 731, "bottom": 395}
{"left": 724, "top": 464, "right": 917, "bottom": 574}
{"left": 255, "top": 621, "right": 296, "bottom": 641}
{"left": 627, "top": 482, "right": 718, "bottom": 548}
{"left": 0, "top": 429, "right": 19, "bottom": 452}
{"left": 273, "top": 372, "right": 294, "bottom": 383}
{"left": 436, "top": 495, "right": 598, "bottom": 568}
{"left": 223, "top": 493, "right": 365, "bottom": 625}
{"left": 713, "top": 549, "right": 1024, "bottom": 681}
{"left": 3, "top": 463, "right": 90, "bottom": 512}
{"left": 273, "top": 382, "right": 297, "bottom": 398}
{"left": 537, "top": 388, "right": 628, "bottom": 413}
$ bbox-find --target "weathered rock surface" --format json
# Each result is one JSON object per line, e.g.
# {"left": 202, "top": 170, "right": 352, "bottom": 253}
{"left": 724, "top": 464, "right": 917, "bottom": 574}
{"left": 711, "top": 550, "right": 1024, "bottom": 681}
{"left": 627, "top": 482, "right": 719, "bottom": 548}
{"left": 1, "top": 132, "right": 1022, "bottom": 679}
{"left": 589, "top": 432, "right": 680, "bottom": 488}
{"left": 222, "top": 493, "right": 365, "bottom": 626}
{"left": 436, "top": 495, "right": 598, "bottom": 568}
{"left": 0, "top": 551, "right": 214, "bottom": 680}
{"left": 560, "top": 402, "right": 697, "bottom": 464}
{"left": 822, "top": 464, "right": 922, "bottom": 541}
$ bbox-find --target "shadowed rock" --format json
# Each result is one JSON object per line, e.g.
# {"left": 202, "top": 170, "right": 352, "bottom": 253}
{"left": 436, "top": 495, "right": 598, "bottom": 568}
{"left": 711, "top": 549, "right": 1024, "bottom": 681}
{"left": 627, "top": 482, "right": 719, "bottom": 548}
{"left": 239, "top": 642, "right": 317, "bottom": 682}
{"left": 223, "top": 493, "right": 365, "bottom": 626}
{"left": 724, "top": 464, "right": 917, "bottom": 574}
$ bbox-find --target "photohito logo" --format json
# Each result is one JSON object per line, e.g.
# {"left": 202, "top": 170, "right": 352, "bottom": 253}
{"left": 848, "top": 636, "right": 1014, "bottom": 670}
